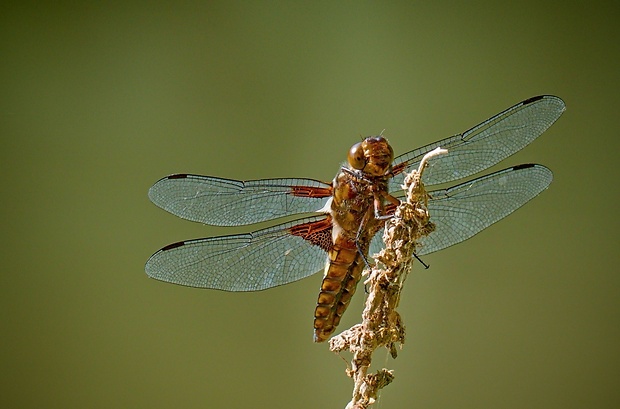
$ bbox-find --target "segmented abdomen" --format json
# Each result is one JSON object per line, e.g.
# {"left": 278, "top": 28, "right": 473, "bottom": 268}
{"left": 313, "top": 242, "right": 365, "bottom": 343}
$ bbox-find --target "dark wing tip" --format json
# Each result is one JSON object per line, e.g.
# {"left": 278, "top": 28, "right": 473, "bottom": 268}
{"left": 160, "top": 241, "right": 186, "bottom": 251}
{"left": 511, "top": 163, "right": 554, "bottom": 185}
{"left": 166, "top": 174, "right": 190, "bottom": 180}
{"left": 512, "top": 163, "right": 536, "bottom": 171}
{"left": 522, "top": 95, "right": 545, "bottom": 105}
{"left": 521, "top": 95, "right": 566, "bottom": 112}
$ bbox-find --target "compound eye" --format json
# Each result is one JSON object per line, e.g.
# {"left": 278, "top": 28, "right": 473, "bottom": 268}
{"left": 347, "top": 142, "right": 365, "bottom": 170}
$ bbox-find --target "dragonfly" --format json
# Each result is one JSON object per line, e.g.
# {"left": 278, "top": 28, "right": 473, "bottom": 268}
{"left": 145, "top": 95, "right": 565, "bottom": 342}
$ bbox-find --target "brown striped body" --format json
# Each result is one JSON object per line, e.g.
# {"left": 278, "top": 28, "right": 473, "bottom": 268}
{"left": 313, "top": 239, "right": 366, "bottom": 342}
{"left": 313, "top": 136, "right": 395, "bottom": 342}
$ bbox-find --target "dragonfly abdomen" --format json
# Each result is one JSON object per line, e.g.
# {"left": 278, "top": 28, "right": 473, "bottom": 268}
{"left": 313, "top": 242, "right": 365, "bottom": 343}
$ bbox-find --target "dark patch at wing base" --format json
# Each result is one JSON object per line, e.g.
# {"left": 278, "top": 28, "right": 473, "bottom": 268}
{"left": 289, "top": 216, "right": 333, "bottom": 252}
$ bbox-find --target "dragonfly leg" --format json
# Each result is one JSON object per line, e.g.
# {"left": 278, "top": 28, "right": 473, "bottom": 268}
{"left": 373, "top": 191, "right": 400, "bottom": 220}
{"left": 375, "top": 191, "right": 430, "bottom": 269}
{"left": 413, "top": 252, "right": 430, "bottom": 269}
{"left": 354, "top": 209, "right": 374, "bottom": 269}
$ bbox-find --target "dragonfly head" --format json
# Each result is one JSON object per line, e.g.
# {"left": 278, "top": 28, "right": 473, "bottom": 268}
{"left": 348, "top": 136, "right": 394, "bottom": 177}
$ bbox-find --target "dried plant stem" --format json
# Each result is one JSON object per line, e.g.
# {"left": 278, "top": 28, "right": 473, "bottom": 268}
{"left": 329, "top": 147, "right": 448, "bottom": 409}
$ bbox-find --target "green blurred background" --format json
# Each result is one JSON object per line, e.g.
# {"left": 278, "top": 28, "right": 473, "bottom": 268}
{"left": 2, "top": 2, "right": 618, "bottom": 408}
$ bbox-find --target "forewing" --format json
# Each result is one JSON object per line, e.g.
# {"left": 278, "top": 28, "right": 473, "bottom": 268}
{"left": 149, "top": 175, "right": 332, "bottom": 226}
{"left": 145, "top": 215, "right": 331, "bottom": 291}
{"left": 389, "top": 95, "right": 564, "bottom": 191}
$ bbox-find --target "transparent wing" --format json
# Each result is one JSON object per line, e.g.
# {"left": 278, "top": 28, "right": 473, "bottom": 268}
{"left": 370, "top": 164, "right": 553, "bottom": 256}
{"left": 389, "top": 95, "right": 564, "bottom": 191}
{"left": 148, "top": 175, "right": 332, "bottom": 226}
{"left": 418, "top": 164, "right": 552, "bottom": 254}
{"left": 145, "top": 216, "right": 330, "bottom": 291}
